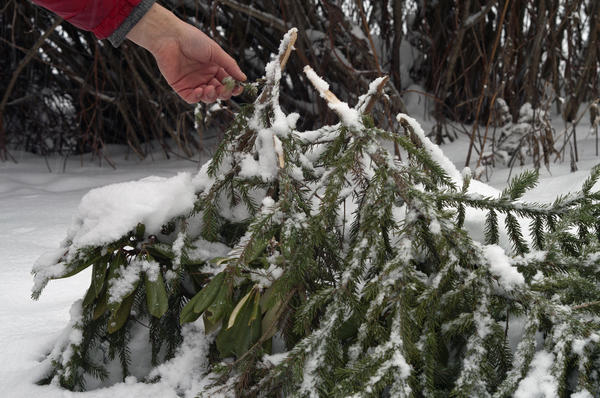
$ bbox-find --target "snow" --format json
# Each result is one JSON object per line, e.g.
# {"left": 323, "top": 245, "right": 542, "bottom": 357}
{"left": 428, "top": 219, "right": 441, "bottom": 234}
{"left": 148, "top": 319, "right": 214, "bottom": 397}
{"left": 49, "top": 299, "right": 84, "bottom": 371}
{"left": 0, "top": 150, "right": 200, "bottom": 398}
{"left": 572, "top": 390, "right": 594, "bottom": 398}
{"left": 328, "top": 101, "right": 362, "bottom": 128}
{"left": 171, "top": 232, "right": 186, "bottom": 269}
{"left": 514, "top": 350, "right": 558, "bottom": 398}
{"left": 66, "top": 172, "right": 197, "bottom": 250}
{"left": 483, "top": 244, "right": 525, "bottom": 290}
{"left": 186, "top": 239, "right": 231, "bottom": 263}
{"left": 303, "top": 66, "right": 362, "bottom": 128}
{"left": 397, "top": 113, "right": 463, "bottom": 185}
{"left": 261, "top": 351, "right": 289, "bottom": 366}
{"left": 249, "top": 262, "right": 284, "bottom": 290}
{"left": 303, "top": 65, "right": 329, "bottom": 93}
{"left": 357, "top": 76, "right": 388, "bottom": 113}
{"left": 108, "top": 262, "right": 141, "bottom": 304}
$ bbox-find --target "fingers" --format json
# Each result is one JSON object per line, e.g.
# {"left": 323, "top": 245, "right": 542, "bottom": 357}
{"left": 202, "top": 86, "right": 217, "bottom": 103}
{"left": 185, "top": 71, "right": 244, "bottom": 104}
{"left": 184, "top": 86, "right": 215, "bottom": 104}
{"left": 191, "top": 87, "right": 203, "bottom": 103}
{"left": 210, "top": 43, "right": 247, "bottom": 82}
{"left": 232, "top": 85, "right": 244, "bottom": 96}
{"left": 185, "top": 82, "right": 242, "bottom": 104}
{"left": 212, "top": 72, "right": 236, "bottom": 101}
{"left": 215, "top": 67, "right": 229, "bottom": 82}
{"left": 215, "top": 68, "right": 244, "bottom": 98}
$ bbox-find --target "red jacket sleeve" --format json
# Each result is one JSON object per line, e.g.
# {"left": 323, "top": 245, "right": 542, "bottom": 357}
{"left": 31, "top": 0, "right": 142, "bottom": 39}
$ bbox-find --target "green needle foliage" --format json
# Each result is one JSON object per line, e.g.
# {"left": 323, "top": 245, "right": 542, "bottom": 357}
{"left": 32, "top": 29, "right": 600, "bottom": 397}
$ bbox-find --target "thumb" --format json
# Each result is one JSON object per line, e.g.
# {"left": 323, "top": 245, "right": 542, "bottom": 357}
{"left": 210, "top": 44, "right": 247, "bottom": 82}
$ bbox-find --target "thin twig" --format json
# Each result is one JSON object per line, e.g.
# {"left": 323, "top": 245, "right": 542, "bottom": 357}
{"left": 0, "top": 17, "right": 62, "bottom": 160}
{"left": 464, "top": 0, "right": 510, "bottom": 167}
{"left": 573, "top": 300, "right": 600, "bottom": 310}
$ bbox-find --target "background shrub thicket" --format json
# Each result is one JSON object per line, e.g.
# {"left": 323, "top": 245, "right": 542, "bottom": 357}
{"left": 1, "top": 0, "right": 599, "bottom": 163}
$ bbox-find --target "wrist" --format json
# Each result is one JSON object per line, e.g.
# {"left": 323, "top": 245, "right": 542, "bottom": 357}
{"left": 126, "top": 3, "right": 181, "bottom": 54}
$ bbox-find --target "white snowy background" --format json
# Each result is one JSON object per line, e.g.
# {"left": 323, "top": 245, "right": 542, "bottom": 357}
{"left": 1, "top": 107, "right": 599, "bottom": 397}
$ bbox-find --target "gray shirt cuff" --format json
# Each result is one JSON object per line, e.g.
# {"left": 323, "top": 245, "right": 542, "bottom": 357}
{"left": 108, "top": 0, "right": 157, "bottom": 47}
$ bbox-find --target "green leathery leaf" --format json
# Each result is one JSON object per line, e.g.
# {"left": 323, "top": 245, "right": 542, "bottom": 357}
{"left": 106, "top": 253, "right": 139, "bottom": 315}
{"left": 259, "top": 278, "right": 284, "bottom": 315}
{"left": 145, "top": 271, "right": 169, "bottom": 318}
{"left": 55, "top": 254, "right": 102, "bottom": 280}
{"left": 107, "top": 264, "right": 140, "bottom": 313}
{"left": 227, "top": 287, "right": 254, "bottom": 329}
{"left": 180, "top": 272, "right": 226, "bottom": 324}
{"left": 83, "top": 262, "right": 108, "bottom": 308}
{"left": 146, "top": 244, "right": 174, "bottom": 261}
{"left": 248, "top": 288, "right": 261, "bottom": 325}
{"left": 204, "top": 281, "right": 232, "bottom": 325}
{"left": 216, "top": 287, "right": 261, "bottom": 358}
{"left": 93, "top": 287, "right": 108, "bottom": 320}
{"left": 93, "top": 258, "right": 120, "bottom": 319}
{"left": 91, "top": 261, "right": 107, "bottom": 296}
{"left": 203, "top": 315, "right": 220, "bottom": 334}
{"left": 203, "top": 278, "right": 233, "bottom": 333}
{"left": 179, "top": 301, "right": 202, "bottom": 325}
{"left": 107, "top": 290, "right": 136, "bottom": 334}
{"left": 261, "top": 296, "right": 283, "bottom": 341}
{"left": 193, "top": 272, "right": 225, "bottom": 313}
{"left": 82, "top": 285, "right": 96, "bottom": 308}
{"left": 108, "top": 278, "right": 139, "bottom": 314}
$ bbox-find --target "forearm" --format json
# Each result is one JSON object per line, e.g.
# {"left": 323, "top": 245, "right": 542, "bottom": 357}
{"left": 125, "top": 3, "right": 180, "bottom": 54}
{"left": 30, "top": 0, "right": 150, "bottom": 42}
{"left": 108, "top": 0, "right": 156, "bottom": 47}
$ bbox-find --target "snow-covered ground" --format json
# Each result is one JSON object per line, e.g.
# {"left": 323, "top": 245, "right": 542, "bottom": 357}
{"left": 1, "top": 120, "right": 599, "bottom": 396}
{"left": 0, "top": 148, "right": 203, "bottom": 397}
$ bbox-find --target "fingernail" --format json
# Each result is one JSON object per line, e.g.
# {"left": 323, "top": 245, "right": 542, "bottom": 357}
{"left": 242, "top": 73, "right": 247, "bottom": 81}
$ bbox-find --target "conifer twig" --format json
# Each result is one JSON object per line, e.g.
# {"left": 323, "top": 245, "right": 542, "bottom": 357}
{"left": 257, "top": 29, "right": 297, "bottom": 105}
{"left": 279, "top": 30, "right": 297, "bottom": 71}
{"left": 304, "top": 66, "right": 412, "bottom": 203}
{"left": 572, "top": 300, "right": 600, "bottom": 310}
{"left": 303, "top": 66, "right": 342, "bottom": 105}
{"left": 364, "top": 76, "right": 389, "bottom": 113}
{"left": 274, "top": 135, "right": 285, "bottom": 168}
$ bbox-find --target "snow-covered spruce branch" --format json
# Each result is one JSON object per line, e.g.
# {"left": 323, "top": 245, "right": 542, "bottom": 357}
{"left": 31, "top": 29, "right": 600, "bottom": 397}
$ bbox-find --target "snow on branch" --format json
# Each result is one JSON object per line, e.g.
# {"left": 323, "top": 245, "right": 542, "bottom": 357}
{"left": 397, "top": 113, "right": 463, "bottom": 185}
{"left": 303, "top": 65, "right": 361, "bottom": 128}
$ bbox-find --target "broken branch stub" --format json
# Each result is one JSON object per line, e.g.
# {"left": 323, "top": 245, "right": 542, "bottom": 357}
{"left": 257, "top": 28, "right": 298, "bottom": 105}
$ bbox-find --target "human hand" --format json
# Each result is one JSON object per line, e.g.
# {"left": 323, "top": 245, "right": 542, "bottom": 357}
{"left": 127, "top": 4, "right": 246, "bottom": 104}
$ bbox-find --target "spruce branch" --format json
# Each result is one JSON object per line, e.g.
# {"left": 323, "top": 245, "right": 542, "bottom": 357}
{"left": 32, "top": 28, "right": 600, "bottom": 397}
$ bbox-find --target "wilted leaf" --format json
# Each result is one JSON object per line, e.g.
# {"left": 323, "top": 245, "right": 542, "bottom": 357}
{"left": 216, "top": 287, "right": 261, "bottom": 358}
